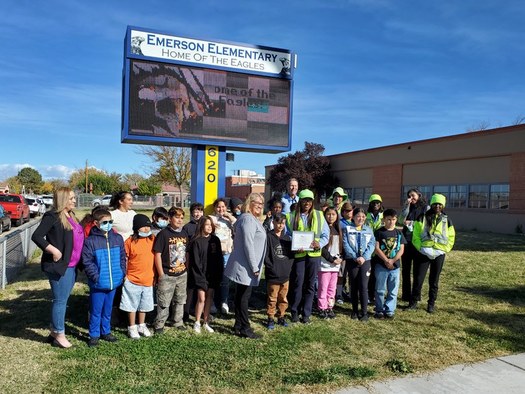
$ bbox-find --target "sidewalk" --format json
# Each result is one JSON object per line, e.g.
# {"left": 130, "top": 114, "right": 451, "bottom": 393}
{"left": 337, "top": 353, "right": 525, "bottom": 393}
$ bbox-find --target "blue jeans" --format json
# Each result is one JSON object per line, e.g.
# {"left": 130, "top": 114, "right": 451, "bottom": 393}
{"left": 47, "top": 267, "right": 77, "bottom": 334}
{"left": 89, "top": 288, "right": 117, "bottom": 338}
{"left": 219, "top": 254, "right": 230, "bottom": 306}
{"left": 374, "top": 265, "right": 400, "bottom": 315}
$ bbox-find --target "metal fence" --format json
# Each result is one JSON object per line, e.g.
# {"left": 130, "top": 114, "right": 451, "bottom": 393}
{"left": 75, "top": 193, "right": 191, "bottom": 209}
{"left": 0, "top": 219, "right": 40, "bottom": 290}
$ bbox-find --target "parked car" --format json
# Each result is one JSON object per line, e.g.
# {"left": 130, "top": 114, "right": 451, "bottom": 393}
{"left": 26, "top": 197, "right": 47, "bottom": 217}
{"left": 92, "top": 195, "right": 112, "bottom": 207}
{"left": 0, "top": 193, "right": 30, "bottom": 226}
{"left": 0, "top": 205, "right": 11, "bottom": 235}
{"left": 40, "top": 194, "right": 54, "bottom": 208}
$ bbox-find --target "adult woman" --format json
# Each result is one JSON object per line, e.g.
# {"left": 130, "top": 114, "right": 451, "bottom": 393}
{"left": 327, "top": 187, "right": 348, "bottom": 216}
{"left": 398, "top": 188, "right": 428, "bottom": 302}
{"left": 210, "top": 198, "right": 236, "bottom": 314}
{"left": 287, "top": 189, "right": 329, "bottom": 324}
{"left": 32, "top": 187, "right": 84, "bottom": 348}
{"left": 224, "top": 193, "right": 267, "bottom": 339}
{"left": 408, "top": 194, "right": 455, "bottom": 313}
{"left": 109, "top": 191, "right": 136, "bottom": 241}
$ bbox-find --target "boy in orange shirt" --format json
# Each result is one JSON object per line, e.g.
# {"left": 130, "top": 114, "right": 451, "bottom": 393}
{"left": 120, "top": 214, "right": 156, "bottom": 339}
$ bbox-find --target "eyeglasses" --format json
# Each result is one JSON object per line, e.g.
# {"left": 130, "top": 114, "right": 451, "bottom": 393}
{"left": 99, "top": 220, "right": 114, "bottom": 225}
{"left": 251, "top": 201, "right": 263, "bottom": 207}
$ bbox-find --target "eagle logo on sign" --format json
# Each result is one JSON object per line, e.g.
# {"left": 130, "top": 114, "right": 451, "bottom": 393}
{"left": 131, "top": 36, "right": 145, "bottom": 55}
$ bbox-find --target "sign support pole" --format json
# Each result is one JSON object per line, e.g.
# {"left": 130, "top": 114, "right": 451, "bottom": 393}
{"left": 191, "top": 145, "right": 226, "bottom": 214}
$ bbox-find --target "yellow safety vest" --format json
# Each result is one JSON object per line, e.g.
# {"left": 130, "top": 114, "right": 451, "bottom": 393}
{"left": 287, "top": 209, "right": 325, "bottom": 258}
{"left": 413, "top": 214, "right": 455, "bottom": 253}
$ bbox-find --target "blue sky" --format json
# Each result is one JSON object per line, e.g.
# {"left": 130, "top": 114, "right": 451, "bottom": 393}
{"left": 1, "top": 0, "right": 524, "bottom": 182}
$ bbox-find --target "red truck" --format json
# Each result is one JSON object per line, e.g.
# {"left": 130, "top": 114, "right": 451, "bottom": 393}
{"left": 0, "top": 193, "right": 30, "bottom": 226}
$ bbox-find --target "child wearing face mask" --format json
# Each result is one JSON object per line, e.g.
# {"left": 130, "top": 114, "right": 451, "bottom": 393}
{"left": 82, "top": 209, "right": 126, "bottom": 347}
{"left": 151, "top": 207, "right": 169, "bottom": 236}
{"left": 120, "top": 214, "right": 156, "bottom": 339}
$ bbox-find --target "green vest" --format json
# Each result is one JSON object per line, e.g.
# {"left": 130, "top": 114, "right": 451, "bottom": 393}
{"left": 413, "top": 214, "right": 455, "bottom": 253}
{"left": 287, "top": 210, "right": 325, "bottom": 258}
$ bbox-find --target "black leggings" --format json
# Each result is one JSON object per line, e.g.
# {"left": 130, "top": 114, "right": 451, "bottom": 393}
{"left": 348, "top": 259, "right": 371, "bottom": 315}
{"left": 411, "top": 253, "right": 446, "bottom": 306}
{"left": 401, "top": 242, "right": 418, "bottom": 301}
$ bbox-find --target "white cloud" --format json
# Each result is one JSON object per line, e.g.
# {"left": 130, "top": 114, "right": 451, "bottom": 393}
{"left": 0, "top": 163, "right": 35, "bottom": 181}
{"left": 40, "top": 165, "right": 76, "bottom": 180}
{"left": 0, "top": 163, "right": 76, "bottom": 182}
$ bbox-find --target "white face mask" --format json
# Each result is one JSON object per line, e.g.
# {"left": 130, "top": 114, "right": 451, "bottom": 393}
{"left": 138, "top": 230, "right": 152, "bottom": 237}
{"left": 157, "top": 219, "right": 168, "bottom": 228}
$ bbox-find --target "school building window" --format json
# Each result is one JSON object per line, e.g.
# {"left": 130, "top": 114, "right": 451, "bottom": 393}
{"left": 490, "top": 184, "right": 510, "bottom": 209}
{"left": 346, "top": 187, "right": 372, "bottom": 205}
{"left": 468, "top": 185, "right": 489, "bottom": 208}
{"left": 449, "top": 185, "right": 467, "bottom": 208}
{"left": 402, "top": 184, "right": 509, "bottom": 210}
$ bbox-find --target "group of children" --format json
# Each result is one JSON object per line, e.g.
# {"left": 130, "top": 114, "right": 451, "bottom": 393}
{"left": 79, "top": 187, "right": 452, "bottom": 345}
{"left": 261, "top": 190, "right": 407, "bottom": 327}
{"left": 80, "top": 203, "right": 227, "bottom": 346}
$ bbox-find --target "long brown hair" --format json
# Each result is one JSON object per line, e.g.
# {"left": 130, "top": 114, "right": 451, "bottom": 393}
{"left": 54, "top": 187, "right": 77, "bottom": 230}
{"left": 324, "top": 207, "right": 343, "bottom": 255}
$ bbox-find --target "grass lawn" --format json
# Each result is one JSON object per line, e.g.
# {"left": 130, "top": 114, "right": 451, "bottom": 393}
{"left": 1, "top": 231, "right": 524, "bottom": 393}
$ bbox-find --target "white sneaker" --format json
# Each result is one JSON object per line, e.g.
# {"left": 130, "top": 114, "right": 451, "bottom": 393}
{"left": 193, "top": 322, "right": 201, "bottom": 334}
{"left": 203, "top": 323, "right": 214, "bottom": 333}
{"left": 138, "top": 324, "right": 151, "bottom": 337}
{"left": 128, "top": 325, "right": 140, "bottom": 339}
{"left": 221, "top": 302, "right": 229, "bottom": 314}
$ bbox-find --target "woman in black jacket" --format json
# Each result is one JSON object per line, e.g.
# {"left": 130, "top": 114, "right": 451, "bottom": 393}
{"left": 32, "top": 187, "right": 84, "bottom": 348}
{"left": 398, "top": 188, "right": 428, "bottom": 302}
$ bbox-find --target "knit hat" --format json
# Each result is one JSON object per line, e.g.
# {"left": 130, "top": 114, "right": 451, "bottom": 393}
{"left": 430, "top": 193, "right": 446, "bottom": 207}
{"left": 298, "top": 189, "right": 314, "bottom": 200}
{"left": 369, "top": 194, "right": 382, "bottom": 203}
{"left": 133, "top": 214, "right": 152, "bottom": 231}
{"left": 229, "top": 197, "right": 243, "bottom": 211}
{"left": 330, "top": 187, "right": 348, "bottom": 202}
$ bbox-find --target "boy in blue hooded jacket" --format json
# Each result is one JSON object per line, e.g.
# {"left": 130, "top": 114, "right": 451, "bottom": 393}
{"left": 82, "top": 208, "right": 126, "bottom": 347}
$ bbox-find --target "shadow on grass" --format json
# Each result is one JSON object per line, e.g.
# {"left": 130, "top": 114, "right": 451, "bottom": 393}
{"left": 456, "top": 285, "right": 525, "bottom": 307}
{"left": 0, "top": 290, "right": 89, "bottom": 343}
{"left": 453, "top": 232, "right": 525, "bottom": 252}
{"left": 454, "top": 284, "right": 525, "bottom": 353}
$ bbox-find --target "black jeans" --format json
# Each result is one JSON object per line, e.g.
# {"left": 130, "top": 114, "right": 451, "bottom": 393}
{"left": 401, "top": 242, "right": 418, "bottom": 301}
{"left": 411, "top": 253, "right": 446, "bottom": 306}
{"left": 288, "top": 256, "right": 319, "bottom": 319}
{"left": 348, "top": 259, "right": 371, "bottom": 315}
{"left": 234, "top": 283, "right": 253, "bottom": 335}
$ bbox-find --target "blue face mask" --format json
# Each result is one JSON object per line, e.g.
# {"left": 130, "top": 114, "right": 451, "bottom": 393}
{"left": 139, "top": 230, "right": 152, "bottom": 238}
{"left": 157, "top": 219, "right": 168, "bottom": 228}
{"left": 99, "top": 223, "right": 112, "bottom": 232}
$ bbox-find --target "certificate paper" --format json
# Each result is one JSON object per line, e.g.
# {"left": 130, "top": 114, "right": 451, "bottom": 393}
{"left": 291, "top": 231, "right": 315, "bottom": 251}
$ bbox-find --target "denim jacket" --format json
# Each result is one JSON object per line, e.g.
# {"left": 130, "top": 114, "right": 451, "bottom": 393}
{"left": 342, "top": 223, "right": 375, "bottom": 261}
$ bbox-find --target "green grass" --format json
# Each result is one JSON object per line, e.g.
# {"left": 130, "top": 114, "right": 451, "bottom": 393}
{"left": 1, "top": 232, "right": 524, "bottom": 393}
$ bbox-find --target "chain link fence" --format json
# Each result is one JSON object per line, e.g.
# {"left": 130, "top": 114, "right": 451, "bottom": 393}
{"left": 75, "top": 193, "right": 191, "bottom": 209}
{"left": 1, "top": 219, "right": 40, "bottom": 290}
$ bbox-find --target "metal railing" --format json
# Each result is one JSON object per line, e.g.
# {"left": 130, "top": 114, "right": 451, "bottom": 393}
{"left": 75, "top": 193, "right": 191, "bottom": 209}
{"left": 0, "top": 219, "right": 40, "bottom": 289}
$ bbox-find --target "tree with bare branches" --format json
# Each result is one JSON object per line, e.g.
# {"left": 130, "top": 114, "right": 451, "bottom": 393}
{"left": 137, "top": 146, "right": 191, "bottom": 205}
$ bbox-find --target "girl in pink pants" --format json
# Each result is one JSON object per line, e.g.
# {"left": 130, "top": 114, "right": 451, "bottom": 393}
{"left": 317, "top": 207, "right": 343, "bottom": 319}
